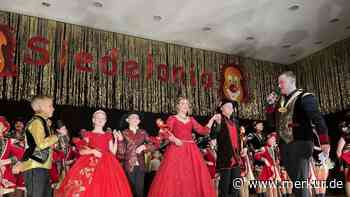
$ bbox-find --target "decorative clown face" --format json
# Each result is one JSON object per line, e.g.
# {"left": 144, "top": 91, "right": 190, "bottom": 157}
{"left": 0, "top": 31, "right": 6, "bottom": 73}
{"left": 0, "top": 26, "right": 16, "bottom": 77}
{"left": 223, "top": 66, "right": 244, "bottom": 102}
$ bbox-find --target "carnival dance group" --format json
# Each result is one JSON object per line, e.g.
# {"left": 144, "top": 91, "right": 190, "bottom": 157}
{"left": 0, "top": 71, "right": 349, "bottom": 197}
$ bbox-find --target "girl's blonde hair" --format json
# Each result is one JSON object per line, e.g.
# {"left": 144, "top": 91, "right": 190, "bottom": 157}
{"left": 92, "top": 110, "right": 107, "bottom": 119}
{"left": 30, "top": 95, "right": 53, "bottom": 112}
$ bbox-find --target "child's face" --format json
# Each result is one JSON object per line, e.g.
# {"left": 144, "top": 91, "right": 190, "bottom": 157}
{"left": 267, "top": 137, "right": 276, "bottom": 146}
{"left": 156, "top": 119, "right": 163, "bottom": 126}
{"left": 93, "top": 113, "right": 107, "bottom": 128}
{"left": 40, "top": 100, "right": 55, "bottom": 118}
{"left": 57, "top": 126, "right": 68, "bottom": 135}
{"left": 127, "top": 114, "right": 140, "bottom": 127}
{"left": 255, "top": 122, "right": 264, "bottom": 132}
{"left": 15, "top": 121, "right": 24, "bottom": 131}
{"left": 177, "top": 99, "right": 190, "bottom": 114}
{"left": 221, "top": 103, "right": 234, "bottom": 117}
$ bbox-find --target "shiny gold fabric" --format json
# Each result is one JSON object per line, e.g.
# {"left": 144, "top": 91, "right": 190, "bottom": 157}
{"left": 0, "top": 11, "right": 348, "bottom": 119}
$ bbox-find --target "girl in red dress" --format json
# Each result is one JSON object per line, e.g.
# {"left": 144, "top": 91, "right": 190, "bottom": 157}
{"left": 203, "top": 144, "right": 216, "bottom": 180}
{"left": 58, "top": 110, "right": 132, "bottom": 197}
{"left": 148, "top": 97, "right": 218, "bottom": 197}
{"left": 336, "top": 121, "right": 350, "bottom": 196}
{"left": 0, "top": 116, "right": 25, "bottom": 196}
{"left": 254, "top": 132, "right": 281, "bottom": 197}
{"left": 202, "top": 141, "right": 218, "bottom": 196}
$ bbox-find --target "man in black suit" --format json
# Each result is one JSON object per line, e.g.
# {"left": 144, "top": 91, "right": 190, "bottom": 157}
{"left": 267, "top": 71, "right": 330, "bottom": 197}
{"left": 211, "top": 99, "right": 241, "bottom": 197}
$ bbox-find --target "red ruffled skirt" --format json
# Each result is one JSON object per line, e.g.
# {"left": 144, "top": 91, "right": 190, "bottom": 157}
{"left": 58, "top": 152, "right": 132, "bottom": 197}
{"left": 148, "top": 143, "right": 215, "bottom": 197}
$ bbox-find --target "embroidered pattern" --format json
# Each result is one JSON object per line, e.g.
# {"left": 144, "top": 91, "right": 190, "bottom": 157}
{"left": 62, "top": 153, "right": 99, "bottom": 196}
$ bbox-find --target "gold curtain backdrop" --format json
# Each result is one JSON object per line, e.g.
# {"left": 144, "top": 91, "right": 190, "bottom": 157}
{"left": 0, "top": 10, "right": 347, "bottom": 119}
{"left": 290, "top": 37, "right": 350, "bottom": 114}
